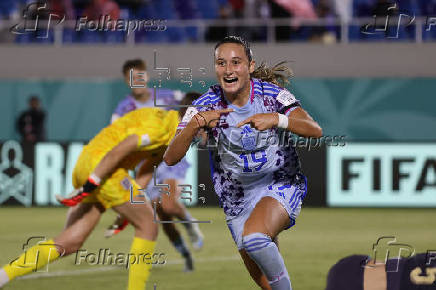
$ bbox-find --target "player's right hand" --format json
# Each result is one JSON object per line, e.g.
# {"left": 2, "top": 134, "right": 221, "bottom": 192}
{"left": 55, "top": 187, "right": 91, "bottom": 207}
{"left": 192, "top": 108, "right": 233, "bottom": 129}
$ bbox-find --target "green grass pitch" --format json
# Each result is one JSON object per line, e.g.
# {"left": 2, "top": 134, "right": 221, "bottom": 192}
{"left": 0, "top": 207, "right": 435, "bottom": 289}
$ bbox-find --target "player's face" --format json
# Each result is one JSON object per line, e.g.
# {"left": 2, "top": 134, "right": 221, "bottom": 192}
{"left": 215, "top": 43, "right": 255, "bottom": 98}
{"left": 124, "top": 68, "right": 148, "bottom": 98}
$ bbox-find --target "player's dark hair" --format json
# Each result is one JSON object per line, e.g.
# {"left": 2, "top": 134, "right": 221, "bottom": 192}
{"left": 251, "top": 61, "right": 293, "bottom": 88}
{"left": 179, "top": 91, "right": 201, "bottom": 117}
{"left": 214, "top": 36, "right": 293, "bottom": 88}
{"left": 215, "top": 36, "right": 254, "bottom": 62}
{"left": 122, "top": 59, "right": 146, "bottom": 76}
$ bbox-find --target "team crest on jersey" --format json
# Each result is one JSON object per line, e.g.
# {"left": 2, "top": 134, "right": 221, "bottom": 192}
{"left": 240, "top": 126, "right": 256, "bottom": 151}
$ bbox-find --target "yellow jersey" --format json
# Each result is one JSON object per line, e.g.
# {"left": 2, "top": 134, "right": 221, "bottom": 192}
{"left": 83, "top": 107, "right": 178, "bottom": 170}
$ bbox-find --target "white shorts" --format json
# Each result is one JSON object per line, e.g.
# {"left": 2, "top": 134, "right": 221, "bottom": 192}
{"left": 226, "top": 174, "right": 307, "bottom": 250}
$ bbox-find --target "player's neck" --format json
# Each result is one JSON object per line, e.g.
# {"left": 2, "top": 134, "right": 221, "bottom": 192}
{"left": 224, "top": 83, "right": 251, "bottom": 107}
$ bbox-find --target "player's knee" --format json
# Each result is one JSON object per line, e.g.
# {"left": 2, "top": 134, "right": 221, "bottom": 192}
{"left": 58, "top": 240, "right": 85, "bottom": 256}
{"left": 242, "top": 232, "right": 272, "bottom": 253}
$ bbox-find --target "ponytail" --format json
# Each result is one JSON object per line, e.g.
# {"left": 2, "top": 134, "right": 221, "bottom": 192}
{"left": 251, "top": 61, "right": 293, "bottom": 88}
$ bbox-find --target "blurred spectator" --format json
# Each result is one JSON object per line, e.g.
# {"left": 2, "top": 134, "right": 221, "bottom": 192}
{"left": 268, "top": 0, "right": 292, "bottom": 41}
{"left": 0, "top": 0, "right": 19, "bottom": 42}
{"left": 273, "top": 0, "right": 317, "bottom": 20}
{"left": 48, "top": 0, "right": 75, "bottom": 20}
{"left": 80, "top": 0, "right": 121, "bottom": 42}
{"left": 333, "top": 0, "right": 352, "bottom": 23}
{"left": 229, "top": 0, "right": 245, "bottom": 18}
{"left": 205, "top": 1, "right": 232, "bottom": 42}
{"left": 16, "top": 96, "right": 46, "bottom": 143}
{"left": 310, "top": 0, "right": 337, "bottom": 43}
{"left": 372, "top": 0, "right": 398, "bottom": 17}
{"left": 268, "top": 0, "right": 317, "bottom": 41}
{"left": 83, "top": 0, "right": 120, "bottom": 21}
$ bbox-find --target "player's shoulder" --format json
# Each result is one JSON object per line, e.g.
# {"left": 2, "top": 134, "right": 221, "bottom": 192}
{"left": 254, "top": 78, "right": 298, "bottom": 107}
{"left": 114, "top": 95, "right": 136, "bottom": 115}
{"left": 192, "top": 85, "right": 221, "bottom": 106}
{"left": 253, "top": 78, "right": 282, "bottom": 95}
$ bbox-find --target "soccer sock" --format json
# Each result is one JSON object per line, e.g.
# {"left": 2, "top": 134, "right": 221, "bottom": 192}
{"left": 127, "top": 237, "right": 156, "bottom": 290}
{"left": 242, "top": 233, "right": 292, "bottom": 290}
{"left": 181, "top": 210, "right": 193, "bottom": 231}
{"left": 172, "top": 236, "right": 191, "bottom": 258}
{"left": 2, "top": 239, "right": 61, "bottom": 282}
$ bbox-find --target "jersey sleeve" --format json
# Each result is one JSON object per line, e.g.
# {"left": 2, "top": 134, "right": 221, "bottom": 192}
{"left": 275, "top": 89, "right": 301, "bottom": 116}
{"left": 177, "top": 106, "right": 199, "bottom": 130}
{"left": 177, "top": 88, "right": 215, "bottom": 130}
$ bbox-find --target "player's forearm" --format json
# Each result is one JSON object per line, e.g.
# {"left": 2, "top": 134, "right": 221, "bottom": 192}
{"left": 93, "top": 135, "right": 138, "bottom": 180}
{"left": 288, "top": 117, "right": 323, "bottom": 138}
{"left": 164, "top": 121, "right": 199, "bottom": 166}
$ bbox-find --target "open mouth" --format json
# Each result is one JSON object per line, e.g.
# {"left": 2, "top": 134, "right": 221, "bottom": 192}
{"left": 223, "top": 77, "right": 238, "bottom": 84}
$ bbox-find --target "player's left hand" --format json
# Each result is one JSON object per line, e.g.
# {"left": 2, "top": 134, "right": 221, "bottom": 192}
{"left": 237, "top": 113, "right": 279, "bottom": 130}
{"left": 55, "top": 187, "right": 91, "bottom": 207}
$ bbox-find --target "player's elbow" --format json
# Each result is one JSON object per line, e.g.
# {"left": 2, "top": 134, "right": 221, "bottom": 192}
{"left": 312, "top": 124, "right": 323, "bottom": 138}
{"left": 163, "top": 152, "right": 177, "bottom": 166}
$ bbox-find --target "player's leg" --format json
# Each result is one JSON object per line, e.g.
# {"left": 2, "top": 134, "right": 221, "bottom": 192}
{"left": 160, "top": 178, "right": 204, "bottom": 250}
{"left": 0, "top": 202, "right": 104, "bottom": 287}
{"left": 113, "top": 200, "right": 158, "bottom": 290}
{"left": 242, "top": 197, "right": 292, "bottom": 290}
{"left": 239, "top": 249, "right": 272, "bottom": 290}
{"left": 155, "top": 203, "right": 194, "bottom": 272}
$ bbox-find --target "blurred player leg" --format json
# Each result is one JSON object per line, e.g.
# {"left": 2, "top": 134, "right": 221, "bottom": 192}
{"left": 156, "top": 204, "right": 194, "bottom": 272}
{"left": 242, "top": 197, "right": 292, "bottom": 290}
{"left": 113, "top": 200, "right": 158, "bottom": 290}
{"left": 161, "top": 179, "right": 204, "bottom": 250}
{"left": 0, "top": 202, "right": 104, "bottom": 287}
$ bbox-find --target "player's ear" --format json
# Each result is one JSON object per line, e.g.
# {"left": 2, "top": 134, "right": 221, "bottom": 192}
{"left": 249, "top": 60, "right": 255, "bottom": 74}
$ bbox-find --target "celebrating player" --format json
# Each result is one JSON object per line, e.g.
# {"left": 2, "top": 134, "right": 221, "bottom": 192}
{"left": 105, "top": 59, "right": 204, "bottom": 272}
{"left": 164, "top": 36, "right": 322, "bottom": 290}
{"left": 0, "top": 107, "right": 179, "bottom": 290}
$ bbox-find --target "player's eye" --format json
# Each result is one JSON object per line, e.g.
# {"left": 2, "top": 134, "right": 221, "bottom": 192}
{"left": 217, "top": 61, "right": 225, "bottom": 66}
{"left": 232, "top": 60, "right": 240, "bottom": 65}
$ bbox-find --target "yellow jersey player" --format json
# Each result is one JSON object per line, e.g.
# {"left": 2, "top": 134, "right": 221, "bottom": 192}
{"left": 0, "top": 108, "right": 179, "bottom": 290}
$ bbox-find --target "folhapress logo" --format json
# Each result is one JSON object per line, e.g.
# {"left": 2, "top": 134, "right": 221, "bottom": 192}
{"left": 10, "top": 2, "right": 65, "bottom": 39}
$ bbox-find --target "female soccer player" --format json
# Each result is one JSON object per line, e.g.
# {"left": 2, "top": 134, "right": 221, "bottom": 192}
{"left": 0, "top": 108, "right": 179, "bottom": 290}
{"left": 164, "top": 36, "right": 322, "bottom": 290}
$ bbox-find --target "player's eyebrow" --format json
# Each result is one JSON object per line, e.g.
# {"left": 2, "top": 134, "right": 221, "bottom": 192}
{"left": 215, "top": 57, "right": 243, "bottom": 61}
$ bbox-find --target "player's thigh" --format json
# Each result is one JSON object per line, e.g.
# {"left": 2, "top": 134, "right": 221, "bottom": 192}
{"left": 160, "top": 178, "right": 181, "bottom": 203}
{"left": 239, "top": 249, "right": 271, "bottom": 290}
{"left": 113, "top": 200, "right": 158, "bottom": 240}
{"left": 243, "top": 196, "right": 290, "bottom": 238}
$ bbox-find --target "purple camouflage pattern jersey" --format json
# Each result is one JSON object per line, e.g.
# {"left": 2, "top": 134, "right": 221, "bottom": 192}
{"left": 178, "top": 78, "right": 304, "bottom": 217}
